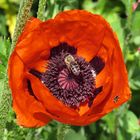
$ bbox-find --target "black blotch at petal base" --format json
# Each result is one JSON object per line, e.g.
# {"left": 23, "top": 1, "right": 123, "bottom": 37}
{"left": 88, "top": 86, "right": 103, "bottom": 107}
{"left": 50, "top": 42, "right": 77, "bottom": 58}
{"left": 29, "top": 69, "right": 42, "bottom": 79}
{"left": 27, "top": 80, "right": 38, "bottom": 101}
{"left": 89, "top": 56, "right": 105, "bottom": 74}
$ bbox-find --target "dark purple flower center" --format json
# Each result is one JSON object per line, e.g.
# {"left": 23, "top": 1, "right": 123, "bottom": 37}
{"left": 29, "top": 43, "right": 105, "bottom": 109}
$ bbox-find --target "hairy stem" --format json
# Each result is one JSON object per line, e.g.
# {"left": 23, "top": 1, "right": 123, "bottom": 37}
{"left": 0, "top": 0, "right": 33, "bottom": 138}
{"left": 11, "top": 0, "right": 34, "bottom": 53}
{"left": 127, "top": 0, "right": 133, "bottom": 28}
{"left": 0, "top": 78, "right": 11, "bottom": 137}
{"left": 37, "top": 0, "right": 47, "bottom": 21}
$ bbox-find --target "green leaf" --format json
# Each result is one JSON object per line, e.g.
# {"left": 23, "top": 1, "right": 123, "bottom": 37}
{"left": 102, "top": 111, "right": 116, "bottom": 133}
{"left": 0, "top": 78, "right": 5, "bottom": 96}
{"left": 82, "top": 0, "right": 95, "bottom": 12}
{"left": 117, "top": 128, "right": 125, "bottom": 140}
{"left": 121, "top": 0, "right": 133, "bottom": 14}
{"left": 123, "top": 111, "right": 140, "bottom": 134}
{"left": 132, "top": 11, "right": 140, "bottom": 37}
{"left": 0, "top": 53, "right": 8, "bottom": 67}
{"left": 130, "top": 78, "right": 140, "bottom": 90}
{"left": 0, "top": 14, "right": 8, "bottom": 36}
{"left": 98, "top": 132, "right": 112, "bottom": 140}
{"left": 0, "top": 37, "right": 11, "bottom": 57}
{"left": 89, "top": 123, "right": 96, "bottom": 133}
{"left": 64, "top": 130, "right": 87, "bottom": 140}
{"left": 0, "top": 64, "right": 6, "bottom": 79}
{"left": 0, "top": 0, "right": 9, "bottom": 10}
{"left": 0, "top": 38, "right": 11, "bottom": 81}
{"left": 133, "top": 36, "right": 140, "bottom": 45}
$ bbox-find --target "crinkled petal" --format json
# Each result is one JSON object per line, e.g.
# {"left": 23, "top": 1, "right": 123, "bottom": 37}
{"left": 15, "top": 10, "right": 106, "bottom": 65}
{"left": 83, "top": 25, "right": 131, "bottom": 121}
{"left": 8, "top": 52, "right": 51, "bottom": 127}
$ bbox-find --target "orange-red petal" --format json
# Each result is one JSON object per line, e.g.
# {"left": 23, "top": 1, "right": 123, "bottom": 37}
{"left": 8, "top": 51, "right": 51, "bottom": 127}
{"left": 15, "top": 10, "right": 106, "bottom": 65}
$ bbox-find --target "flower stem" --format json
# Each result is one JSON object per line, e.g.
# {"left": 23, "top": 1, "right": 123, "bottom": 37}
{"left": 128, "top": 0, "right": 133, "bottom": 28}
{"left": 0, "top": 78, "right": 11, "bottom": 137}
{"left": 37, "top": 0, "right": 47, "bottom": 21}
{"left": 57, "top": 123, "right": 70, "bottom": 140}
{"left": 11, "top": 0, "right": 34, "bottom": 53}
{"left": 0, "top": 0, "right": 33, "bottom": 138}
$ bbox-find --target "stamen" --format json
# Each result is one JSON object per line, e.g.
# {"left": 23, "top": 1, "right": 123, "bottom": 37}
{"left": 29, "top": 43, "right": 104, "bottom": 109}
{"left": 41, "top": 50, "right": 98, "bottom": 108}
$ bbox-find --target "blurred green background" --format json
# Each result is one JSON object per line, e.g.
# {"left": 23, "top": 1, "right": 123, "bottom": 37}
{"left": 0, "top": 0, "right": 140, "bottom": 140}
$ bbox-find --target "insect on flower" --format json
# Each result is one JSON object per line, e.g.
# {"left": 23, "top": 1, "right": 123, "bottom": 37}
{"left": 8, "top": 10, "right": 131, "bottom": 127}
{"left": 113, "top": 96, "right": 120, "bottom": 103}
{"left": 64, "top": 54, "right": 80, "bottom": 76}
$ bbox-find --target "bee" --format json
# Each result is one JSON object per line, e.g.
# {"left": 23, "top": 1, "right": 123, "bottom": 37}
{"left": 64, "top": 54, "right": 80, "bottom": 76}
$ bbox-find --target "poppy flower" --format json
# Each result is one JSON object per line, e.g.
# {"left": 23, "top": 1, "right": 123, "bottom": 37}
{"left": 8, "top": 10, "right": 131, "bottom": 127}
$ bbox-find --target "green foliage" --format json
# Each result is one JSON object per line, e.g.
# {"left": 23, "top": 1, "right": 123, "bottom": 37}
{"left": 64, "top": 129, "right": 87, "bottom": 140}
{"left": 0, "top": 0, "right": 140, "bottom": 139}
{"left": 37, "top": 0, "right": 47, "bottom": 20}
{"left": 0, "top": 38, "right": 11, "bottom": 138}
{"left": 0, "top": 13, "right": 8, "bottom": 37}
{"left": 40, "top": 0, "right": 81, "bottom": 19}
{"left": 0, "top": 38, "right": 11, "bottom": 87}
